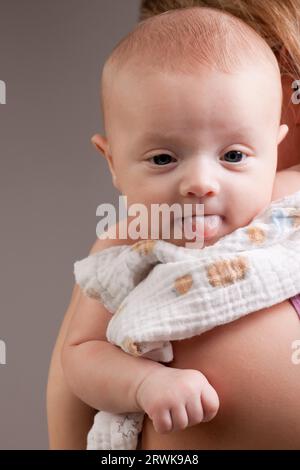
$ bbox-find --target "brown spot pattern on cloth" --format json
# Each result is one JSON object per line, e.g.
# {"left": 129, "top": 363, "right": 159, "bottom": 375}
{"left": 174, "top": 274, "right": 193, "bottom": 295}
{"left": 247, "top": 226, "right": 266, "bottom": 244}
{"left": 290, "top": 209, "right": 300, "bottom": 228}
{"left": 121, "top": 336, "right": 142, "bottom": 356}
{"left": 131, "top": 239, "right": 156, "bottom": 255}
{"left": 206, "top": 256, "right": 249, "bottom": 287}
{"left": 293, "top": 217, "right": 300, "bottom": 228}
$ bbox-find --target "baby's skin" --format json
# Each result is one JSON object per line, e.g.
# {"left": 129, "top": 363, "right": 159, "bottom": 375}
{"left": 136, "top": 361, "right": 219, "bottom": 434}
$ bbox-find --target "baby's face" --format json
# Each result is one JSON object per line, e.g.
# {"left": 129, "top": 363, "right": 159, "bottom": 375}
{"left": 104, "top": 64, "right": 287, "bottom": 246}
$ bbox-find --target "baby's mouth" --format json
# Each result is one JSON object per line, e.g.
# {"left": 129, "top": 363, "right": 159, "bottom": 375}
{"left": 181, "top": 214, "right": 222, "bottom": 240}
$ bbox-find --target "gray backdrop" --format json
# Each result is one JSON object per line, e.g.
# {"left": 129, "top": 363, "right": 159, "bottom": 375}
{"left": 0, "top": 0, "right": 140, "bottom": 449}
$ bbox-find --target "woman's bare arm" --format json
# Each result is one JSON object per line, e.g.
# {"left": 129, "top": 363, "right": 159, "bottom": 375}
{"left": 46, "top": 283, "right": 96, "bottom": 449}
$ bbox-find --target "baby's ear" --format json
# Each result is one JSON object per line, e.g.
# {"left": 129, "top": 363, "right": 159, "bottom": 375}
{"left": 277, "top": 124, "right": 289, "bottom": 145}
{"left": 91, "top": 134, "right": 118, "bottom": 189}
{"left": 91, "top": 133, "right": 109, "bottom": 156}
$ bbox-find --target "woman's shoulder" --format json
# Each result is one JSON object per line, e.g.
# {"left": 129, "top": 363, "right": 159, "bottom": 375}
{"left": 170, "top": 299, "right": 300, "bottom": 372}
{"left": 272, "top": 167, "right": 300, "bottom": 200}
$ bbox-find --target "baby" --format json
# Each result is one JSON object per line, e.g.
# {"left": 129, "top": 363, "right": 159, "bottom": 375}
{"left": 62, "top": 7, "right": 300, "bottom": 450}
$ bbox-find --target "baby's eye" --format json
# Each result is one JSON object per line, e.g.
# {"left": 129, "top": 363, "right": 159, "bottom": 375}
{"left": 221, "top": 150, "right": 247, "bottom": 164}
{"left": 148, "top": 154, "right": 176, "bottom": 166}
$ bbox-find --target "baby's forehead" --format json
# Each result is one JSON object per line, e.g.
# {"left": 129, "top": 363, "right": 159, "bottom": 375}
{"left": 102, "top": 70, "right": 281, "bottom": 156}
{"left": 102, "top": 42, "right": 280, "bottom": 99}
{"left": 104, "top": 60, "right": 281, "bottom": 119}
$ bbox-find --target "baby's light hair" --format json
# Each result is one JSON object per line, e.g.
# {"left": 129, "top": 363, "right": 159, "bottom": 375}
{"left": 103, "top": 6, "right": 279, "bottom": 75}
{"left": 101, "top": 7, "right": 281, "bottom": 130}
{"left": 139, "top": 0, "right": 300, "bottom": 81}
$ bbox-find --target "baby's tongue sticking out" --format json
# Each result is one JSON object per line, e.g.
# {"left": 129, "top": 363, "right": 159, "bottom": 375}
{"left": 183, "top": 215, "right": 222, "bottom": 240}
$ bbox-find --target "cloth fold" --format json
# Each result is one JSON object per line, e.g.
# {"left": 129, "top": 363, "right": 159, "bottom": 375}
{"left": 73, "top": 190, "right": 300, "bottom": 450}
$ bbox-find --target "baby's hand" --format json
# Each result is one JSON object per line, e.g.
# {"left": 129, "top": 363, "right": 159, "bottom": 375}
{"left": 135, "top": 367, "right": 219, "bottom": 434}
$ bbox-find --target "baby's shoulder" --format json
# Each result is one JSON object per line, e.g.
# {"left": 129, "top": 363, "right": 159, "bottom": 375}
{"left": 89, "top": 218, "right": 137, "bottom": 255}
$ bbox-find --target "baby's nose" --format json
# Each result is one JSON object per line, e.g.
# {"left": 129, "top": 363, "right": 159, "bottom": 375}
{"left": 180, "top": 160, "right": 220, "bottom": 198}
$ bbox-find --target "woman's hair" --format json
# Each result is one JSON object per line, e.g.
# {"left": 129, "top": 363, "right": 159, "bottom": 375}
{"left": 139, "top": 0, "right": 300, "bottom": 80}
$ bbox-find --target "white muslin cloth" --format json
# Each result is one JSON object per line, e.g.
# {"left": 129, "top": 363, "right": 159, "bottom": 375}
{"left": 74, "top": 190, "right": 300, "bottom": 450}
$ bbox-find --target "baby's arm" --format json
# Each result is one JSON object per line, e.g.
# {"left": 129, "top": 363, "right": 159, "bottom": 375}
{"left": 61, "top": 274, "right": 218, "bottom": 433}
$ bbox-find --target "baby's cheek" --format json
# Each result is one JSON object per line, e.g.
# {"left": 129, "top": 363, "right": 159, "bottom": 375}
{"left": 226, "top": 194, "right": 269, "bottom": 232}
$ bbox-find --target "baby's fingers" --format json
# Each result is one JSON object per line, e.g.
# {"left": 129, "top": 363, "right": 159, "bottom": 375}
{"left": 152, "top": 409, "right": 173, "bottom": 434}
{"left": 185, "top": 399, "right": 204, "bottom": 427}
{"left": 201, "top": 382, "right": 220, "bottom": 422}
{"left": 170, "top": 404, "right": 189, "bottom": 432}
